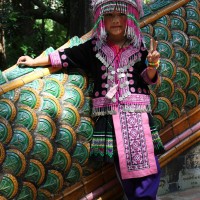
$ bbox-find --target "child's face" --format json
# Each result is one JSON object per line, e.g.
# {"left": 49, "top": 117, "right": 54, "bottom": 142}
{"left": 104, "top": 11, "right": 127, "bottom": 41}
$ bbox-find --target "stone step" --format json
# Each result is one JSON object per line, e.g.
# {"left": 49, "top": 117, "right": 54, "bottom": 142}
{"left": 158, "top": 187, "right": 200, "bottom": 200}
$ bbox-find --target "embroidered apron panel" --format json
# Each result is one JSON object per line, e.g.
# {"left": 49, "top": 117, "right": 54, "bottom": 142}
{"left": 112, "top": 105, "right": 157, "bottom": 179}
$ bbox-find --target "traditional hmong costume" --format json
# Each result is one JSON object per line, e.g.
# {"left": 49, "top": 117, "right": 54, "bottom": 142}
{"left": 49, "top": 0, "right": 164, "bottom": 199}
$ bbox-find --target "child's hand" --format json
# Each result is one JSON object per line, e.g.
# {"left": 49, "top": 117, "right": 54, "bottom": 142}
{"left": 17, "top": 56, "right": 35, "bottom": 67}
{"left": 147, "top": 39, "right": 160, "bottom": 65}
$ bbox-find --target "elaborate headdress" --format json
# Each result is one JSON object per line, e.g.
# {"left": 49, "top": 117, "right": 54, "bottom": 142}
{"left": 91, "top": 0, "right": 144, "bottom": 46}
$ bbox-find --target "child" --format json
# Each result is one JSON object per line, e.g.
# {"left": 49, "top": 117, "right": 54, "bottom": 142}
{"left": 17, "top": 0, "right": 161, "bottom": 199}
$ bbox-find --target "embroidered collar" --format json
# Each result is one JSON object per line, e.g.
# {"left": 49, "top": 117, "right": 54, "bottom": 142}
{"left": 93, "top": 38, "right": 143, "bottom": 103}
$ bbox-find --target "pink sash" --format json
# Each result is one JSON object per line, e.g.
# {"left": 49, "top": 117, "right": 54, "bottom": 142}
{"left": 112, "top": 105, "right": 157, "bottom": 179}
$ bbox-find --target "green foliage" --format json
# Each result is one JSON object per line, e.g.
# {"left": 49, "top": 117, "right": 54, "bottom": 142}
{"left": 2, "top": 1, "right": 69, "bottom": 69}
{"left": 5, "top": 19, "right": 67, "bottom": 68}
{"left": 1, "top": 0, "right": 93, "bottom": 69}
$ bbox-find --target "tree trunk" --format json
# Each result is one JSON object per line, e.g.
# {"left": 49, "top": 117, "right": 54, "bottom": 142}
{"left": 69, "top": 0, "right": 92, "bottom": 37}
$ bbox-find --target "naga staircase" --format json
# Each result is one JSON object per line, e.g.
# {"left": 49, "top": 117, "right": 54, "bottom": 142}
{"left": 0, "top": 0, "right": 199, "bottom": 199}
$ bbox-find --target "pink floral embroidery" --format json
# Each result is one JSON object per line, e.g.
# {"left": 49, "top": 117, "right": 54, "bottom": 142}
{"left": 63, "top": 62, "right": 68, "bottom": 67}
{"left": 129, "top": 67, "right": 134, "bottom": 72}
{"left": 138, "top": 88, "right": 142, "bottom": 93}
{"left": 129, "top": 80, "right": 134, "bottom": 85}
{"left": 102, "top": 75, "right": 107, "bottom": 79}
{"left": 101, "top": 83, "right": 106, "bottom": 88}
{"left": 130, "top": 87, "right": 135, "bottom": 93}
{"left": 61, "top": 55, "right": 67, "bottom": 60}
{"left": 95, "top": 91, "right": 100, "bottom": 97}
{"left": 101, "top": 66, "right": 106, "bottom": 71}
{"left": 102, "top": 90, "right": 107, "bottom": 96}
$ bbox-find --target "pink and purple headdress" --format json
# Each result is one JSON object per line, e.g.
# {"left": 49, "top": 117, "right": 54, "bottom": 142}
{"left": 91, "top": 0, "right": 144, "bottom": 47}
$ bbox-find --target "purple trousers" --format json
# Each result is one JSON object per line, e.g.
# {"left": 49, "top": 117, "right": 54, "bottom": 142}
{"left": 115, "top": 156, "right": 161, "bottom": 200}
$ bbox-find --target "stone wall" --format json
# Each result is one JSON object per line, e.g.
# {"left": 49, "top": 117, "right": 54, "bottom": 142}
{"left": 158, "top": 142, "right": 200, "bottom": 195}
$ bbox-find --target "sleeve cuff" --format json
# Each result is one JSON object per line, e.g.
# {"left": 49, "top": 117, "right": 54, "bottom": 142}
{"left": 49, "top": 50, "right": 62, "bottom": 68}
{"left": 141, "top": 68, "right": 158, "bottom": 85}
